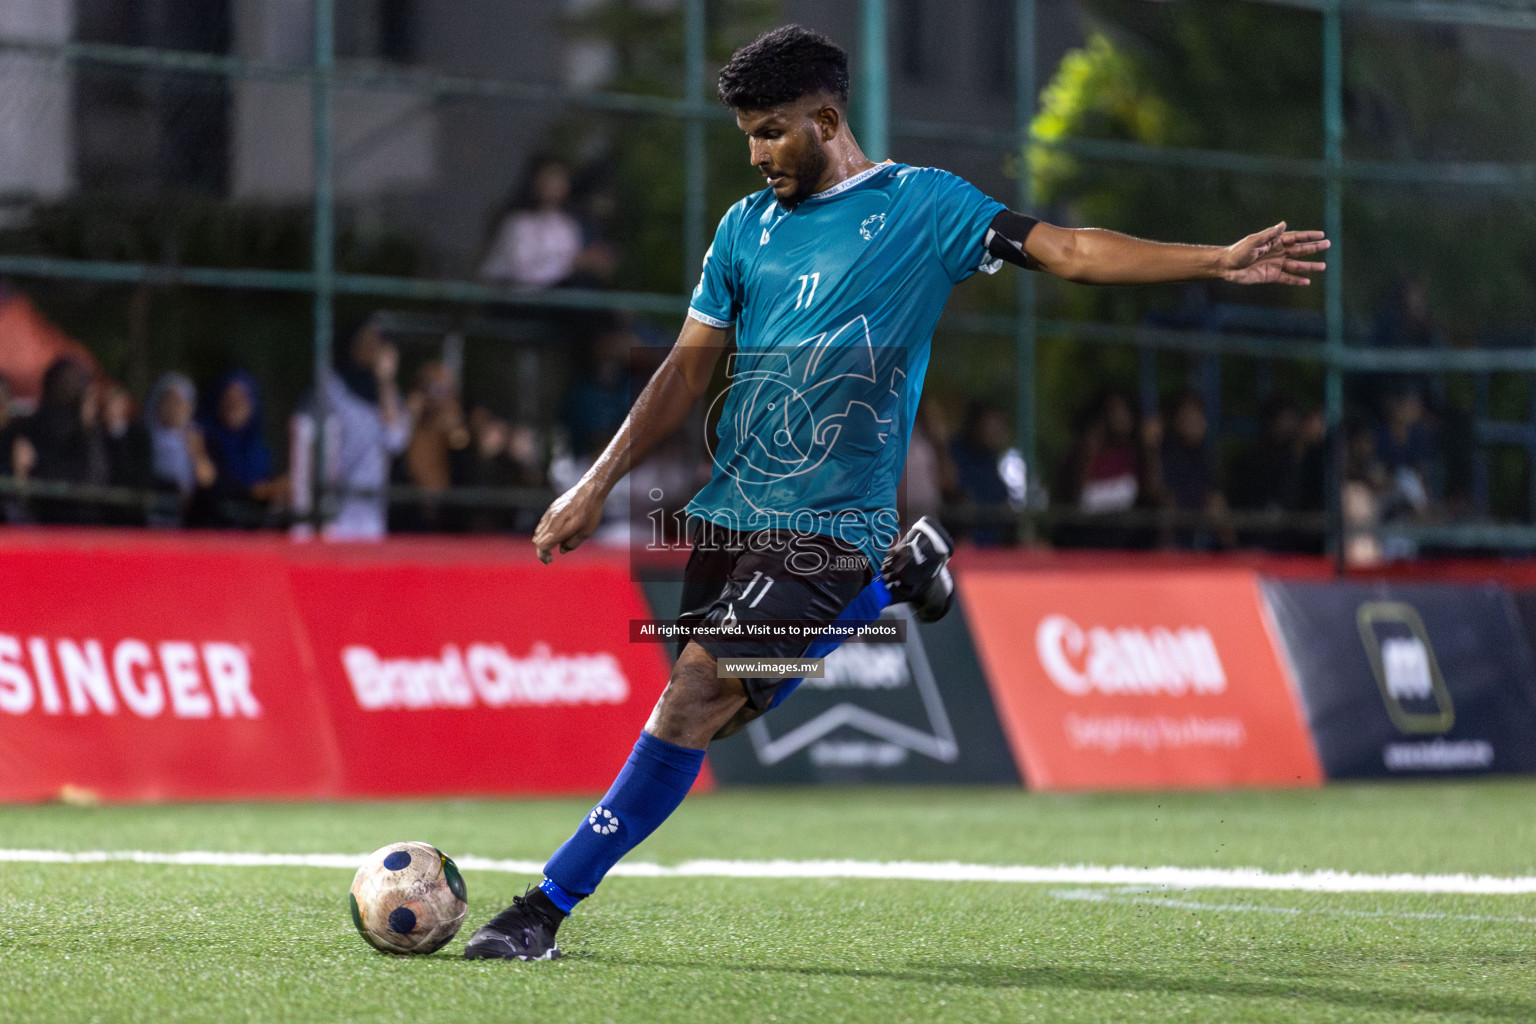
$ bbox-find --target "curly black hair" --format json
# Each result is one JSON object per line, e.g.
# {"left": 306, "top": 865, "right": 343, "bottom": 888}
{"left": 717, "top": 25, "right": 850, "bottom": 110}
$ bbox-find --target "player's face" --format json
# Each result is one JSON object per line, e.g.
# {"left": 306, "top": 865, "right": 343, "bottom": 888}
{"left": 736, "top": 98, "right": 832, "bottom": 208}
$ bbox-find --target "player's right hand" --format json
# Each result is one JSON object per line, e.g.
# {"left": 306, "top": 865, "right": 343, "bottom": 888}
{"left": 532, "top": 481, "right": 606, "bottom": 564}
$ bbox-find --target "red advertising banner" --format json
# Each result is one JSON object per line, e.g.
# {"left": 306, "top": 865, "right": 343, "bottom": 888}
{"left": 957, "top": 568, "right": 1323, "bottom": 791}
{"left": 0, "top": 541, "right": 341, "bottom": 802}
{"left": 0, "top": 533, "right": 698, "bottom": 802}
{"left": 288, "top": 554, "right": 684, "bottom": 796}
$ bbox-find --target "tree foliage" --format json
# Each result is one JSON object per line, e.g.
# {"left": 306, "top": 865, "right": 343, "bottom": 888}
{"left": 1031, "top": 0, "right": 1536, "bottom": 334}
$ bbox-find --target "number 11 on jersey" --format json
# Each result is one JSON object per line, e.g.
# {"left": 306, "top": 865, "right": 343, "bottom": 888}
{"left": 794, "top": 272, "right": 820, "bottom": 309}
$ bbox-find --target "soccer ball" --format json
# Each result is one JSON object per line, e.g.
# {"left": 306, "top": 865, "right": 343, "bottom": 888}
{"left": 349, "top": 841, "right": 468, "bottom": 955}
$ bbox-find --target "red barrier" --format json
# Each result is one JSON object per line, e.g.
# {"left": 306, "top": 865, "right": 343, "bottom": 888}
{"left": 958, "top": 567, "right": 1323, "bottom": 791}
{"left": 0, "top": 531, "right": 689, "bottom": 802}
{"left": 0, "top": 541, "right": 340, "bottom": 801}
{"left": 290, "top": 557, "right": 674, "bottom": 797}
{"left": 9, "top": 531, "right": 1527, "bottom": 801}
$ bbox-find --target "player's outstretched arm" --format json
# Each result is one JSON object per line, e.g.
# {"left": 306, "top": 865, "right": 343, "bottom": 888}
{"left": 533, "top": 318, "right": 728, "bottom": 564}
{"left": 997, "top": 216, "right": 1328, "bottom": 287}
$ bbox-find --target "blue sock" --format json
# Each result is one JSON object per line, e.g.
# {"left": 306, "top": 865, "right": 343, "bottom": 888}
{"left": 542, "top": 730, "right": 706, "bottom": 908}
{"left": 765, "top": 578, "right": 892, "bottom": 712}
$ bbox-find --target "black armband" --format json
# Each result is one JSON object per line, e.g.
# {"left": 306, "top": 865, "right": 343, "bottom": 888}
{"left": 984, "top": 210, "right": 1040, "bottom": 270}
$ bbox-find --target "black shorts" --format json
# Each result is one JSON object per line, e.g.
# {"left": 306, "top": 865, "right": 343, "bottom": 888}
{"left": 678, "top": 519, "right": 871, "bottom": 709}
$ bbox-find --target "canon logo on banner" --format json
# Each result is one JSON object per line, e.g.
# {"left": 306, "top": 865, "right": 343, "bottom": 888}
{"left": 1035, "top": 615, "right": 1227, "bottom": 697}
{"left": 0, "top": 634, "right": 260, "bottom": 718}
{"left": 342, "top": 643, "right": 630, "bottom": 711}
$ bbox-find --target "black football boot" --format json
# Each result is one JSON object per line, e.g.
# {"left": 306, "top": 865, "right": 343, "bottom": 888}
{"left": 462, "top": 887, "right": 564, "bottom": 961}
{"left": 880, "top": 516, "right": 955, "bottom": 623}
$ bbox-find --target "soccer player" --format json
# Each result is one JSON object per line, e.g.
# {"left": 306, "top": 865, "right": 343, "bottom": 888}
{"left": 463, "top": 25, "right": 1328, "bottom": 961}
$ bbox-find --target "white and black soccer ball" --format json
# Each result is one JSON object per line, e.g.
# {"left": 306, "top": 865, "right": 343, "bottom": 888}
{"left": 349, "top": 841, "right": 469, "bottom": 955}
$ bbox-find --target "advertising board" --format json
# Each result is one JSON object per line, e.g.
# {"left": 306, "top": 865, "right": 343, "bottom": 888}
{"left": 0, "top": 543, "right": 341, "bottom": 801}
{"left": 1263, "top": 580, "right": 1536, "bottom": 778}
{"left": 959, "top": 569, "right": 1323, "bottom": 790}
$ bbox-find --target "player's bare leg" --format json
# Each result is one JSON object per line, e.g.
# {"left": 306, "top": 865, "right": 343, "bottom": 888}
{"left": 644, "top": 644, "right": 749, "bottom": 747}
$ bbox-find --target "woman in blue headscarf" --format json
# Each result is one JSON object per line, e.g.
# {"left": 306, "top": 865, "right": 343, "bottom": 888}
{"left": 199, "top": 369, "right": 283, "bottom": 526}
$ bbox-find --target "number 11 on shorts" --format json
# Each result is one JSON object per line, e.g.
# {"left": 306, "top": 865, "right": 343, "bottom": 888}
{"left": 740, "top": 571, "right": 775, "bottom": 608}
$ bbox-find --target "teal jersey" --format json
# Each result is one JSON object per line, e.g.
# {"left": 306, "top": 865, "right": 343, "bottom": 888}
{"left": 685, "top": 162, "right": 1006, "bottom": 565}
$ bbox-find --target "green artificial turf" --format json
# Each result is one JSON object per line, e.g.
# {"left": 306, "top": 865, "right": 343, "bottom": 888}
{"left": 0, "top": 781, "right": 1533, "bottom": 1023}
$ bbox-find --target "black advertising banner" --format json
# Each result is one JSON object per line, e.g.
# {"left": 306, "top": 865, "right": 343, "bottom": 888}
{"left": 640, "top": 575, "right": 1019, "bottom": 785}
{"left": 1261, "top": 580, "right": 1536, "bottom": 778}
{"left": 1511, "top": 592, "right": 1536, "bottom": 668}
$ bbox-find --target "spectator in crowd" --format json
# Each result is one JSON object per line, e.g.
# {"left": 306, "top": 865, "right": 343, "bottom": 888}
{"left": 1372, "top": 275, "right": 1444, "bottom": 351}
{"left": 560, "top": 325, "right": 633, "bottom": 459}
{"left": 0, "top": 376, "right": 16, "bottom": 479}
{"left": 950, "top": 400, "right": 1017, "bottom": 545}
{"left": 102, "top": 383, "right": 151, "bottom": 485}
{"left": 1343, "top": 416, "right": 1385, "bottom": 566}
{"left": 200, "top": 370, "right": 284, "bottom": 528}
{"left": 1054, "top": 389, "right": 1153, "bottom": 548}
{"left": 504, "top": 421, "right": 548, "bottom": 490}
{"left": 1297, "top": 406, "right": 1327, "bottom": 510}
{"left": 0, "top": 376, "right": 27, "bottom": 524}
{"left": 1232, "top": 397, "right": 1304, "bottom": 515}
{"left": 568, "top": 164, "right": 620, "bottom": 289}
{"left": 464, "top": 408, "right": 512, "bottom": 482}
{"left": 395, "top": 360, "right": 470, "bottom": 532}
{"left": 1374, "top": 383, "right": 1434, "bottom": 520}
{"left": 1228, "top": 396, "right": 1326, "bottom": 551}
{"left": 145, "top": 373, "right": 217, "bottom": 527}
{"left": 1361, "top": 275, "right": 1447, "bottom": 415}
{"left": 0, "top": 376, "right": 31, "bottom": 524}
{"left": 455, "top": 409, "right": 548, "bottom": 533}
{"left": 290, "top": 316, "right": 410, "bottom": 541}
{"left": 100, "top": 382, "right": 152, "bottom": 526}
{"left": 1144, "top": 391, "right": 1234, "bottom": 549}
{"left": 15, "top": 357, "right": 109, "bottom": 524}
{"left": 900, "top": 401, "right": 955, "bottom": 526}
{"left": 479, "top": 156, "right": 614, "bottom": 290}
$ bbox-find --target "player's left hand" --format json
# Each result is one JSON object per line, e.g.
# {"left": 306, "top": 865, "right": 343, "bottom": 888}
{"left": 1220, "top": 222, "right": 1329, "bottom": 286}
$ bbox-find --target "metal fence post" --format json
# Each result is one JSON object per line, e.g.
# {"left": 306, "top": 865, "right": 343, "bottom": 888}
{"left": 1323, "top": 0, "right": 1346, "bottom": 565}
{"left": 1015, "top": 0, "right": 1038, "bottom": 497}
{"left": 683, "top": 0, "right": 707, "bottom": 288}
{"left": 308, "top": 0, "right": 337, "bottom": 531}
{"left": 860, "top": 0, "right": 888, "bottom": 162}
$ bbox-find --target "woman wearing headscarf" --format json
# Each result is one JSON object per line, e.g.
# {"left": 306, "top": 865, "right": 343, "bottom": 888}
{"left": 145, "top": 372, "right": 216, "bottom": 527}
{"left": 199, "top": 369, "right": 283, "bottom": 527}
{"left": 14, "top": 357, "right": 109, "bottom": 524}
{"left": 100, "top": 382, "right": 154, "bottom": 526}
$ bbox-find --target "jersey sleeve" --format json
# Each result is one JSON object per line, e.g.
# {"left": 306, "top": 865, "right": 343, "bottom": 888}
{"left": 929, "top": 171, "right": 1009, "bottom": 284}
{"left": 688, "top": 202, "right": 745, "bottom": 329}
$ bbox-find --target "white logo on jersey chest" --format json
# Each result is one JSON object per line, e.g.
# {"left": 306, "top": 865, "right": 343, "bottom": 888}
{"left": 860, "top": 213, "right": 886, "bottom": 241}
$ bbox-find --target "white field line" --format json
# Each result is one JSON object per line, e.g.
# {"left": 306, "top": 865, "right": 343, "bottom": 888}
{"left": 1050, "top": 887, "right": 1536, "bottom": 924}
{"left": 1, "top": 849, "right": 1535, "bottom": 896}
